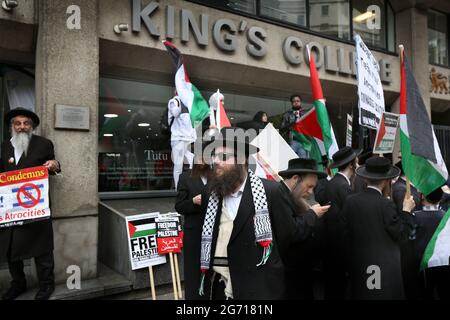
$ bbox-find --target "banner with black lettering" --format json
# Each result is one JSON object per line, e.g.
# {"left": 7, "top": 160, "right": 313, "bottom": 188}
{"left": 355, "top": 34, "right": 385, "bottom": 130}
{"left": 126, "top": 212, "right": 166, "bottom": 270}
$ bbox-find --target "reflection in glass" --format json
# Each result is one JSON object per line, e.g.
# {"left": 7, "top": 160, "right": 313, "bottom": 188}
{"left": 98, "top": 78, "right": 292, "bottom": 193}
{"left": 352, "top": 0, "right": 386, "bottom": 49}
{"left": 428, "top": 10, "right": 448, "bottom": 65}
{"left": 260, "top": 0, "right": 307, "bottom": 26}
{"left": 193, "top": 0, "right": 256, "bottom": 14}
{"left": 309, "top": 0, "right": 350, "bottom": 40}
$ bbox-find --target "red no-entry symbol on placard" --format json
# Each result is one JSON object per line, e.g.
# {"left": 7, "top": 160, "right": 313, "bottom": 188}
{"left": 17, "top": 183, "right": 41, "bottom": 208}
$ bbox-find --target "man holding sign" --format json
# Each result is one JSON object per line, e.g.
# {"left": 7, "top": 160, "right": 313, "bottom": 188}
{"left": 0, "top": 108, "right": 60, "bottom": 300}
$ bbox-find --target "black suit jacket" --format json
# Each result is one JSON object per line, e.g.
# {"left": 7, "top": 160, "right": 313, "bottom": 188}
{"left": 342, "top": 188, "right": 416, "bottom": 299}
{"left": 321, "top": 173, "right": 353, "bottom": 258}
{"left": 392, "top": 177, "right": 422, "bottom": 299}
{"left": 0, "top": 135, "right": 58, "bottom": 261}
{"left": 175, "top": 170, "right": 207, "bottom": 300}
{"left": 200, "top": 178, "right": 311, "bottom": 300}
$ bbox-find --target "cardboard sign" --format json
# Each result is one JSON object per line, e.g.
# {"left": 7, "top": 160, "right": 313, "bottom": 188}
{"left": 0, "top": 166, "right": 50, "bottom": 228}
{"left": 373, "top": 112, "right": 400, "bottom": 154}
{"left": 355, "top": 34, "right": 385, "bottom": 130}
{"left": 126, "top": 212, "right": 167, "bottom": 270}
{"left": 156, "top": 215, "right": 181, "bottom": 254}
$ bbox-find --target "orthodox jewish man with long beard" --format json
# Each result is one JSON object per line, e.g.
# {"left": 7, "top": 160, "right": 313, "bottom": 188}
{"left": 0, "top": 108, "right": 60, "bottom": 300}
{"left": 197, "top": 127, "right": 316, "bottom": 300}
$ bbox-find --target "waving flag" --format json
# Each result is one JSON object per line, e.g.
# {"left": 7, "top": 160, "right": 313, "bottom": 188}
{"left": 163, "top": 40, "right": 210, "bottom": 127}
{"left": 215, "top": 89, "right": 231, "bottom": 130}
{"left": 292, "top": 47, "right": 339, "bottom": 166}
{"left": 399, "top": 46, "right": 448, "bottom": 196}
{"left": 421, "top": 208, "right": 450, "bottom": 270}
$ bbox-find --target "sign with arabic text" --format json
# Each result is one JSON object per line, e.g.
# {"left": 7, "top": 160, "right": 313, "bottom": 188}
{"left": 156, "top": 215, "right": 181, "bottom": 254}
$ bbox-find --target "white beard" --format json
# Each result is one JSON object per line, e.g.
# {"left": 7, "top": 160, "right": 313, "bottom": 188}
{"left": 11, "top": 130, "right": 32, "bottom": 157}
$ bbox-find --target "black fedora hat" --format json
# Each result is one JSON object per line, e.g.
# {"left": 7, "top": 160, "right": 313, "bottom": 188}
{"left": 206, "top": 127, "right": 259, "bottom": 156}
{"left": 330, "top": 146, "right": 361, "bottom": 169}
{"left": 278, "top": 158, "right": 327, "bottom": 179}
{"left": 356, "top": 156, "right": 401, "bottom": 180}
{"left": 5, "top": 107, "right": 40, "bottom": 127}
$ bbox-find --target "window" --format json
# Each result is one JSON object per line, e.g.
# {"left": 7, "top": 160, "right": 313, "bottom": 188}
{"left": 260, "top": 0, "right": 307, "bottom": 27}
{"left": 193, "top": 0, "right": 256, "bottom": 15}
{"left": 98, "top": 77, "right": 293, "bottom": 193}
{"left": 189, "top": 0, "right": 396, "bottom": 51}
{"left": 309, "top": 0, "right": 350, "bottom": 40}
{"left": 428, "top": 10, "right": 448, "bottom": 66}
{"left": 352, "top": 0, "right": 385, "bottom": 48}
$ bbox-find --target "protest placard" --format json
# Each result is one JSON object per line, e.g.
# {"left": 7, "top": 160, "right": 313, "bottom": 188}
{"left": 0, "top": 166, "right": 50, "bottom": 228}
{"left": 355, "top": 34, "right": 385, "bottom": 130}
{"left": 373, "top": 112, "right": 399, "bottom": 154}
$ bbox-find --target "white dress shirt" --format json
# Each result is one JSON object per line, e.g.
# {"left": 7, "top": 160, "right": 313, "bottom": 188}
{"left": 337, "top": 172, "right": 351, "bottom": 186}
{"left": 223, "top": 176, "right": 247, "bottom": 221}
{"left": 367, "top": 185, "right": 383, "bottom": 195}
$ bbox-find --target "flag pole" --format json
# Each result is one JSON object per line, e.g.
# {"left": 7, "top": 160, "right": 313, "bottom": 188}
{"left": 148, "top": 265, "right": 156, "bottom": 300}
{"left": 174, "top": 253, "right": 183, "bottom": 299}
{"left": 209, "top": 90, "right": 217, "bottom": 128}
{"left": 169, "top": 252, "right": 179, "bottom": 300}
{"left": 399, "top": 44, "right": 412, "bottom": 198}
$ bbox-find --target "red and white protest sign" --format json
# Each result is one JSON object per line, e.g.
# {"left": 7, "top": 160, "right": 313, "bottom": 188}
{"left": 156, "top": 215, "right": 181, "bottom": 254}
{"left": 0, "top": 166, "right": 50, "bottom": 228}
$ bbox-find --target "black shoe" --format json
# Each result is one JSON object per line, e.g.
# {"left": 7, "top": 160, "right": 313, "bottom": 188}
{"left": 2, "top": 286, "right": 27, "bottom": 300}
{"left": 34, "top": 285, "right": 54, "bottom": 300}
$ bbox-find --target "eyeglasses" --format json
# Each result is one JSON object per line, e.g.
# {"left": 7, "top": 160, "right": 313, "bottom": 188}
{"left": 213, "top": 152, "right": 236, "bottom": 162}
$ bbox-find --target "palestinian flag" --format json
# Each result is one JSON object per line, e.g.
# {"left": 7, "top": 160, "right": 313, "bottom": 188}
{"left": 292, "top": 47, "right": 339, "bottom": 167}
{"left": 163, "top": 40, "right": 210, "bottom": 127}
{"left": 216, "top": 92, "right": 231, "bottom": 130}
{"left": 128, "top": 219, "right": 157, "bottom": 239}
{"left": 420, "top": 208, "right": 450, "bottom": 271}
{"left": 399, "top": 48, "right": 448, "bottom": 196}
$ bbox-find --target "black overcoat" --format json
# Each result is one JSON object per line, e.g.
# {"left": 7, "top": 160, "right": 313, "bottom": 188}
{"left": 342, "top": 188, "right": 415, "bottom": 299}
{"left": 0, "top": 135, "right": 57, "bottom": 261}
{"left": 200, "top": 178, "right": 308, "bottom": 300}
{"left": 175, "top": 170, "right": 207, "bottom": 300}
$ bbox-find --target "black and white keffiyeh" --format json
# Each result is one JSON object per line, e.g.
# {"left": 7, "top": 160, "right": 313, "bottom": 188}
{"left": 199, "top": 171, "right": 273, "bottom": 295}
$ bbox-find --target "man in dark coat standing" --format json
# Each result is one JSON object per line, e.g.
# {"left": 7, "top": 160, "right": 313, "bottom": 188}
{"left": 175, "top": 140, "right": 212, "bottom": 300}
{"left": 0, "top": 108, "right": 60, "bottom": 300}
{"left": 392, "top": 161, "right": 422, "bottom": 300}
{"left": 198, "top": 127, "right": 315, "bottom": 299}
{"left": 321, "top": 147, "right": 359, "bottom": 300}
{"left": 278, "top": 158, "right": 330, "bottom": 300}
{"left": 413, "top": 187, "right": 450, "bottom": 299}
{"left": 342, "top": 157, "right": 416, "bottom": 299}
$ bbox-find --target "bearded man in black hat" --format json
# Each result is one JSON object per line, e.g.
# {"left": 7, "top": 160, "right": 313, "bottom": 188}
{"left": 197, "top": 127, "right": 311, "bottom": 300}
{"left": 322, "top": 146, "right": 359, "bottom": 300}
{"left": 278, "top": 158, "right": 330, "bottom": 300}
{"left": 342, "top": 157, "right": 416, "bottom": 299}
{"left": 0, "top": 108, "right": 60, "bottom": 300}
{"left": 175, "top": 138, "right": 212, "bottom": 300}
